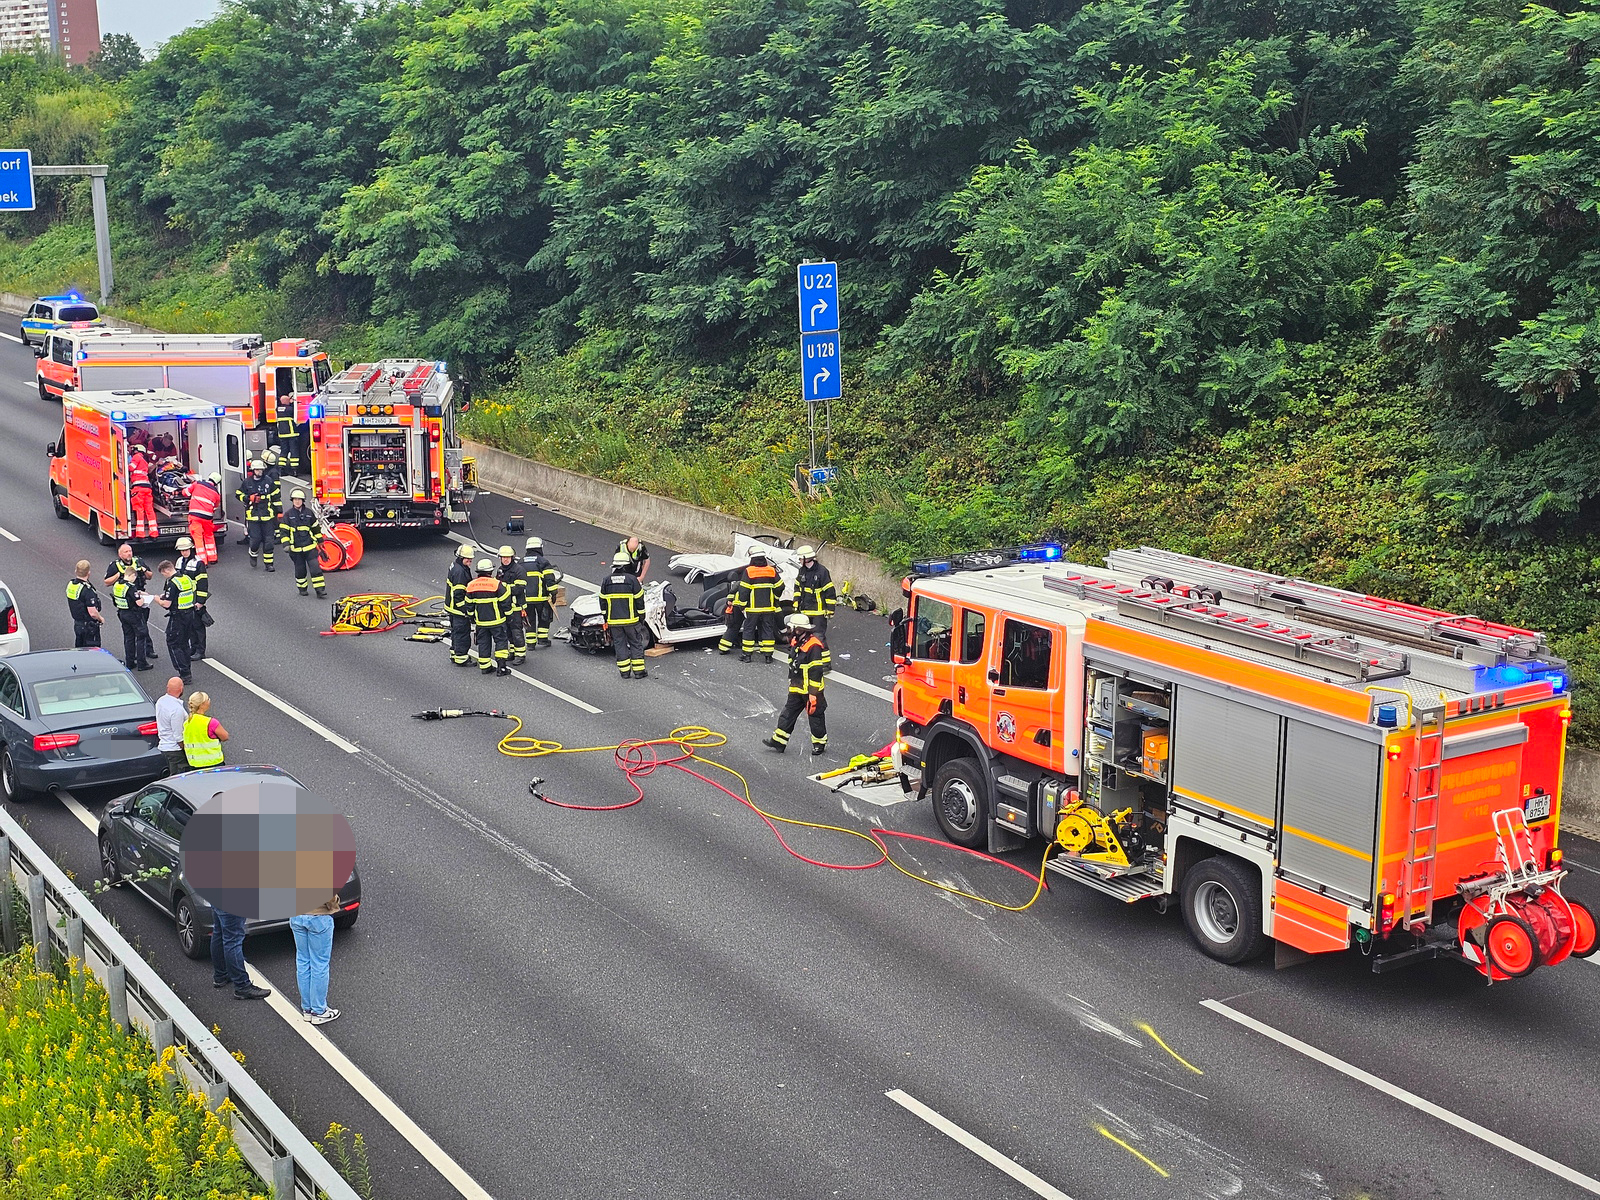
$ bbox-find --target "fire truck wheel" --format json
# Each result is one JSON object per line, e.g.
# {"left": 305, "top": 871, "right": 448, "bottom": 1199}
{"left": 1564, "top": 898, "right": 1596, "bottom": 959}
{"left": 1181, "top": 855, "right": 1268, "bottom": 964}
{"left": 1482, "top": 914, "right": 1542, "bottom": 978}
{"left": 931, "top": 757, "right": 988, "bottom": 850}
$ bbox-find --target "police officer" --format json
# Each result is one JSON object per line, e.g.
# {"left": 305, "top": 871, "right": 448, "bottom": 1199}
{"left": 174, "top": 536, "right": 210, "bottom": 661}
{"left": 237, "top": 460, "right": 279, "bottom": 570}
{"left": 764, "top": 615, "right": 827, "bottom": 755}
{"left": 154, "top": 560, "right": 198, "bottom": 684}
{"left": 444, "top": 545, "right": 475, "bottom": 666}
{"left": 66, "top": 561, "right": 104, "bottom": 648}
{"left": 278, "top": 490, "right": 326, "bottom": 598}
{"left": 737, "top": 546, "right": 782, "bottom": 662}
{"left": 464, "top": 559, "right": 512, "bottom": 675}
{"left": 794, "top": 545, "right": 838, "bottom": 666}
{"left": 599, "top": 550, "right": 648, "bottom": 679}
{"left": 110, "top": 565, "right": 154, "bottom": 671}
{"left": 618, "top": 536, "right": 650, "bottom": 580}
{"left": 104, "top": 544, "right": 156, "bottom": 665}
{"left": 523, "top": 536, "right": 560, "bottom": 650}
{"left": 495, "top": 545, "right": 528, "bottom": 665}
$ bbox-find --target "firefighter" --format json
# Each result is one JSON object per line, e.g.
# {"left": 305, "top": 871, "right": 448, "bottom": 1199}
{"left": 184, "top": 471, "right": 224, "bottom": 563}
{"left": 444, "top": 545, "right": 475, "bottom": 666}
{"left": 104, "top": 545, "right": 156, "bottom": 663}
{"left": 237, "top": 460, "right": 279, "bottom": 570}
{"left": 599, "top": 550, "right": 648, "bottom": 679}
{"left": 794, "top": 545, "right": 837, "bottom": 668}
{"left": 65, "top": 561, "right": 104, "bottom": 648}
{"left": 271, "top": 397, "right": 300, "bottom": 475}
{"left": 523, "top": 536, "right": 560, "bottom": 650}
{"left": 716, "top": 566, "right": 745, "bottom": 655}
{"left": 174, "top": 536, "right": 210, "bottom": 661}
{"left": 127, "top": 447, "right": 157, "bottom": 539}
{"left": 465, "top": 559, "right": 512, "bottom": 675}
{"left": 110, "top": 565, "right": 154, "bottom": 671}
{"left": 497, "top": 545, "right": 528, "bottom": 665}
{"left": 278, "top": 490, "right": 327, "bottom": 598}
{"left": 617, "top": 536, "right": 650, "bottom": 581}
{"left": 737, "top": 546, "right": 782, "bottom": 662}
{"left": 764, "top": 615, "right": 827, "bottom": 755}
{"left": 154, "top": 560, "right": 197, "bottom": 684}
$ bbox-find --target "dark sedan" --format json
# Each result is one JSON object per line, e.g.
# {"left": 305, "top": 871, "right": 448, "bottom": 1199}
{"left": 97, "top": 765, "right": 363, "bottom": 958}
{"left": 0, "top": 649, "right": 166, "bottom": 803}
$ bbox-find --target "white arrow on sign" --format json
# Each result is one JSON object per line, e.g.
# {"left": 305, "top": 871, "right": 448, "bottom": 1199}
{"left": 810, "top": 299, "right": 829, "bottom": 326}
{"left": 812, "top": 367, "right": 831, "bottom": 394}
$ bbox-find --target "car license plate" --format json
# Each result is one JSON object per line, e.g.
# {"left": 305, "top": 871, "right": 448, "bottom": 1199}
{"left": 1525, "top": 793, "right": 1552, "bottom": 821}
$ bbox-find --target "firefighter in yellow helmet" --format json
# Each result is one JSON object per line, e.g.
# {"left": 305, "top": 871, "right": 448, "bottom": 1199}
{"left": 764, "top": 614, "right": 827, "bottom": 755}
{"left": 465, "top": 559, "right": 513, "bottom": 675}
{"left": 599, "top": 550, "right": 648, "bottom": 679}
{"left": 444, "top": 544, "right": 476, "bottom": 666}
{"left": 278, "top": 490, "right": 326, "bottom": 598}
{"left": 497, "top": 544, "right": 527, "bottom": 665}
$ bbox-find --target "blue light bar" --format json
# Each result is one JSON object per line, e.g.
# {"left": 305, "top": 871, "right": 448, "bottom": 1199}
{"left": 1016, "top": 543, "right": 1064, "bottom": 562}
{"left": 912, "top": 560, "right": 952, "bottom": 575}
{"left": 436, "top": 360, "right": 448, "bottom": 372}
{"left": 110, "top": 410, "right": 127, "bottom": 421}
{"left": 213, "top": 406, "right": 226, "bottom": 416}
{"left": 308, "top": 403, "right": 325, "bottom": 418}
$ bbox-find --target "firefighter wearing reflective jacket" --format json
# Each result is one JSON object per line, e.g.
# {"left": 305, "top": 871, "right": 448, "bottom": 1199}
{"left": 794, "top": 545, "right": 837, "bottom": 669}
{"left": 737, "top": 547, "right": 782, "bottom": 662}
{"left": 271, "top": 398, "right": 300, "bottom": 475}
{"left": 599, "top": 551, "right": 648, "bottom": 679}
{"left": 716, "top": 567, "right": 745, "bottom": 655}
{"left": 497, "top": 545, "right": 528, "bottom": 665}
{"left": 278, "top": 491, "right": 326, "bottom": 598}
{"left": 765, "top": 615, "right": 827, "bottom": 755}
{"left": 237, "top": 461, "right": 279, "bottom": 570}
{"left": 444, "top": 545, "right": 475, "bottom": 666}
{"left": 523, "top": 536, "right": 560, "bottom": 650}
{"left": 465, "top": 559, "right": 513, "bottom": 676}
{"left": 183, "top": 472, "right": 224, "bottom": 563}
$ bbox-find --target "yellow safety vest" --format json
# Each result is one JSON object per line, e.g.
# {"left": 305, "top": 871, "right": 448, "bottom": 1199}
{"left": 183, "top": 712, "right": 224, "bottom": 768}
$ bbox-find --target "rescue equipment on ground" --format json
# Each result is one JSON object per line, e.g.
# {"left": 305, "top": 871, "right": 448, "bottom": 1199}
{"left": 322, "top": 592, "right": 445, "bottom": 635}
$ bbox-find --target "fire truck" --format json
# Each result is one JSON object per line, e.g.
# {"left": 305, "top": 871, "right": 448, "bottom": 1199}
{"left": 47, "top": 390, "right": 233, "bottom": 545}
{"left": 890, "top": 545, "right": 1595, "bottom": 981}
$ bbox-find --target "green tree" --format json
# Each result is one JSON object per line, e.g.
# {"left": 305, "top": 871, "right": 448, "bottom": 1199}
{"left": 89, "top": 32, "right": 145, "bottom": 80}
{"left": 1385, "top": 0, "right": 1600, "bottom": 533}
{"left": 888, "top": 52, "right": 1391, "bottom": 494}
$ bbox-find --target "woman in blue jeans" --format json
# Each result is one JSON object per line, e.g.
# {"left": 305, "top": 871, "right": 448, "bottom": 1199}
{"left": 290, "top": 893, "right": 342, "bottom": 1025}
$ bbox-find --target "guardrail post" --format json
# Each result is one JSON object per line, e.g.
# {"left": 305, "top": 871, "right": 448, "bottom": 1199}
{"left": 151, "top": 1017, "right": 174, "bottom": 1090}
{"left": 205, "top": 1077, "right": 228, "bottom": 1111}
{"left": 0, "top": 835, "right": 14, "bottom": 954}
{"left": 271, "top": 1155, "right": 295, "bottom": 1199}
{"left": 105, "top": 962, "right": 128, "bottom": 1031}
{"left": 26, "top": 874, "right": 47, "bottom": 971}
{"left": 65, "top": 917, "right": 84, "bottom": 996}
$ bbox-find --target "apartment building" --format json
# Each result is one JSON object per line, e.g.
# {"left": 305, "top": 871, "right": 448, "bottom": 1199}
{"left": 0, "top": 0, "right": 100, "bottom": 66}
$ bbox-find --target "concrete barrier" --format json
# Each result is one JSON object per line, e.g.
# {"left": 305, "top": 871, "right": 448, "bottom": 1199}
{"left": 1561, "top": 746, "right": 1600, "bottom": 841}
{"left": 462, "top": 439, "right": 904, "bottom": 608}
{"left": 0, "top": 291, "right": 161, "bottom": 335}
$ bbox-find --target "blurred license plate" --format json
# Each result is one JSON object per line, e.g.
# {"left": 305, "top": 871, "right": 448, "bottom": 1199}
{"left": 1525, "top": 793, "right": 1552, "bottom": 821}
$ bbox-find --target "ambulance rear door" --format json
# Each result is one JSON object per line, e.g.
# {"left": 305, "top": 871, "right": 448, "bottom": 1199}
{"left": 218, "top": 415, "right": 246, "bottom": 522}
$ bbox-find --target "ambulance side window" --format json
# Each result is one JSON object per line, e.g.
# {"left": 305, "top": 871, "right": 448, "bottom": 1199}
{"left": 959, "top": 609, "right": 986, "bottom": 663}
{"left": 1000, "top": 619, "right": 1052, "bottom": 689}
{"left": 226, "top": 435, "right": 240, "bottom": 469}
{"left": 912, "top": 596, "right": 953, "bottom": 662}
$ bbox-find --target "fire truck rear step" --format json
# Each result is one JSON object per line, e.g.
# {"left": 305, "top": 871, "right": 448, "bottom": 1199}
{"left": 1044, "top": 855, "right": 1163, "bottom": 903}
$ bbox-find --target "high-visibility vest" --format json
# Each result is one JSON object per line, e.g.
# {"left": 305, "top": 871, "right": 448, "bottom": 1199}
{"left": 523, "top": 555, "right": 558, "bottom": 603}
{"left": 735, "top": 564, "right": 780, "bottom": 613}
{"left": 111, "top": 580, "right": 140, "bottom": 611}
{"left": 278, "top": 508, "right": 320, "bottom": 552}
{"left": 186, "top": 481, "right": 221, "bottom": 519}
{"left": 167, "top": 573, "right": 197, "bottom": 611}
{"left": 788, "top": 635, "right": 827, "bottom": 694}
{"left": 65, "top": 579, "right": 98, "bottom": 620}
{"left": 796, "top": 563, "right": 837, "bottom": 617}
{"left": 464, "top": 576, "right": 509, "bottom": 626}
{"left": 183, "top": 712, "right": 224, "bottom": 768}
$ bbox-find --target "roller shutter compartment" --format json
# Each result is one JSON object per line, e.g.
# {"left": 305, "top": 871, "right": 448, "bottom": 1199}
{"left": 1170, "top": 689, "right": 1280, "bottom": 830}
{"left": 1280, "top": 721, "right": 1379, "bottom": 907}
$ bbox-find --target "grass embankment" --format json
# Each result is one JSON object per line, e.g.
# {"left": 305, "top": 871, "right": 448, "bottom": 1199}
{"left": 0, "top": 949, "right": 265, "bottom": 1198}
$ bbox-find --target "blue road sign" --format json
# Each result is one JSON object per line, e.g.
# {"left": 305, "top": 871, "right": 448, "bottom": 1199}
{"left": 797, "top": 262, "right": 840, "bottom": 333}
{"left": 0, "top": 151, "right": 33, "bottom": 211}
{"left": 808, "top": 466, "right": 838, "bottom": 486}
{"left": 801, "top": 331, "right": 842, "bottom": 402}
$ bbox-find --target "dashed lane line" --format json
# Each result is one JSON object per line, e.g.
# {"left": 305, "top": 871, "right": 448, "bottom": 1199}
{"left": 886, "top": 1089, "right": 1075, "bottom": 1200}
{"left": 202, "top": 657, "right": 361, "bottom": 753}
{"left": 0, "top": 524, "right": 18, "bottom": 542}
{"left": 1202, "top": 999, "right": 1600, "bottom": 1196}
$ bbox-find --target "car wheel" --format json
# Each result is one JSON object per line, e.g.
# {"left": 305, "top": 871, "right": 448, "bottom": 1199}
{"left": 18, "top": 330, "right": 27, "bottom": 347}
{"left": 98, "top": 835, "right": 122, "bottom": 886}
{"left": 333, "top": 908, "right": 359, "bottom": 931}
{"left": 931, "top": 757, "right": 988, "bottom": 850}
{"left": 1, "top": 748, "right": 31, "bottom": 804}
{"left": 174, "top": 894, "right": 210, "bottom": 959}
{"left": 1181, "top": 854, "right": 1269, "bottom": 964}
{"left": 51, "top": 486, "right": 70, "bottom": 520}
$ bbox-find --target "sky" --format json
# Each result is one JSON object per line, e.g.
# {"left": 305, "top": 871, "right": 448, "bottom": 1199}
{"left": 99, "top": 0, "right": 222, "bottom": 51}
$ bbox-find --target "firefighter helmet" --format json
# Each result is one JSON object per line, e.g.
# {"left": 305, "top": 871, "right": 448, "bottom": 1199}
{"left": 476, "top": 559, "right": 495, "bottom": 573}
{"left": 784, "top": 614, "right": 812, "bottom": 631}
{"left": 290, "top": 489, "right": 306, "bottom": 501}
{"left": 612, "top": 551, "right": 633, "bottom": 567}
{"left": 249, "top": 459, "right": 265, "bottom": 471}
{"left": 458, "top": 544, "right": 475, "bottom": 559}
{"left": 525, "top": 536, "right": 543, "bottom": 550}
{"left": 175, "top": 536, "right": 194, "bottom": 551}
{"left": 263, "top": 447, "right": 280, "bottom": 463}
{"left": 207, "top": 472, "right": 222, "bottom": 484}
{"left": 498, "top": 545, "right": 514, "bottom": 557}
{"left": 796, "top": 545, "right": 817, "bottom": 559}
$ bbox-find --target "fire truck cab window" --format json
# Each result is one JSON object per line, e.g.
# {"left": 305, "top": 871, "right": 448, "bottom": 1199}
{"left": 912, "top": 596, "right": 954, "bottom": 662}
{"left": 314, "top": 358, "right": 331, "bottom": 388}
{"left": 1000, "top": 619, "right": 1052, "bottom": 689}
{"left": 960, "top": 609, "right": 986, "bottom": 663}
{"left": 275, "top": 367, "right": 293, "bottom": 398}
{"left": 294, "top": 366, "right": 314, "bottom": 394}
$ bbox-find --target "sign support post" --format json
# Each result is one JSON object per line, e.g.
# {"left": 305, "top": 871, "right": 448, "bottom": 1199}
{"left": 796, "top": 260, "right": 842, "bottom": 494}
{"left": 16, "top": 160, "right": 113, "bottom": 303}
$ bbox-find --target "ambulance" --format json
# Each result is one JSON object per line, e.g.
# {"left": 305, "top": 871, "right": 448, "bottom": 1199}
{"left": 47, "top": 390, "right": 232, "bottom": 546}
{"left": 890, "top": 545, "right": 1595, "bottom": 981}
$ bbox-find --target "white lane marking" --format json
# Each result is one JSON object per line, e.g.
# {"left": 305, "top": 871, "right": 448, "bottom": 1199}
{"left": 0, "top": 525, "right": 18, "bottom": 542}
{"left": 202, "top": 657, "right": 361, "bottom": 754}
{"left": 1202, "top": 999, "right": 1600, "bottom": 1196}
{"left": 0, "top": 331, "right": 20, "bottom": 344}
{"left": 56, "top": 788, "right": 97, "bottom": 832}
{"left": 465, "top": 650, "right": 602, "bottom": 714}
{"left": 447, "top": 532, "right": 895, "bottom": 697}
{"left": 446, "top": 531, "right": 595, "bottom": 593}
{"left": 886, "top": 1089, "right": 1075, "bottom": 1200}
{"left": 248, "top": 965, "right": 497, "bottom": 1200}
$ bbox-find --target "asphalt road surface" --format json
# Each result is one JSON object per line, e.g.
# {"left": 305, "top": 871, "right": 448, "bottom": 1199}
{"left": 3, "top": 323, "right": 1599, "bottom": 1200}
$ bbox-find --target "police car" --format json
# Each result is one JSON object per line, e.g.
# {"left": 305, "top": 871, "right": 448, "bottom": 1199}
{"left": 19, "top": 292, "right": 101, "bottom": 345}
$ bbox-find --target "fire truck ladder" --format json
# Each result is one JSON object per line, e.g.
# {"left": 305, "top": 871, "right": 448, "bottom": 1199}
{"left": 1403, "top": 705, "right": 1446, "bottom": 930}
{"left": 1107, "top": 548, "right": 1550, "bottom": 664}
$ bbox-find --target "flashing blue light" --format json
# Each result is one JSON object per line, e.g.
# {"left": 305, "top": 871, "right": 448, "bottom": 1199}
{"left": 1550, "top": 673, "right": 1567, "bottom": 693}
{"left": 436, "top": 360, "right": 448, "bottom": 373}
{"left": 913, "top": 560, "right": 953, "bottom": 575}
{"left": 308, "top": 403, "right": 325, "bottom": 419}
{"left": 67, "top": 291, "right": 80, "bottom": 301}
{"left": 78, "top": 350, "right": 87, "bottom": 360}
{"left": 1017, "top": 543, "right": 1064, "bottom": 562}
{"left": 213, "top": 406, "right": 226, "bottom": 416}
{"left": 110, "top": 410, "right": 127, "bottom": 421}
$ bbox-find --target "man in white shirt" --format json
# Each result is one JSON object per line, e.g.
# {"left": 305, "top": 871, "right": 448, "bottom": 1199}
{"left": 154, "top": 677, "right": 188, "bottom": 776}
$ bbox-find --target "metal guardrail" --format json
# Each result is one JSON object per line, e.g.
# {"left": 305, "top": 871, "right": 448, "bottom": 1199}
{"left": 0, "top": 808, "right": 360, "bottom": 1200}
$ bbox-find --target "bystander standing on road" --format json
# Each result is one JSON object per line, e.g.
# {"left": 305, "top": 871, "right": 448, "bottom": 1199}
{"left": 183, "top": 692, "right": 228, "bottom": 768}
{"left": 155, "top": 677, "right": 188, "bottom": 776}
{"left": 290, "top": 893, "right": 343, "bottom": 1025}
{"left": 211, "top": 905, "right": 270, "bottom": 1000}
